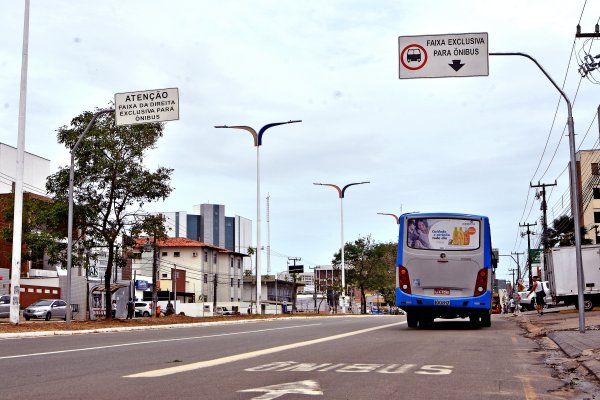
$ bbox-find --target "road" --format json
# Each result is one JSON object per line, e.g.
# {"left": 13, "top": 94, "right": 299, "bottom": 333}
{"left": 0, "top": 315, "right": 566, "bottom": 399}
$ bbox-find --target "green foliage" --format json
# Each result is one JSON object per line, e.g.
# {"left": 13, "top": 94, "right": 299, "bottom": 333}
{"left": 0, "top": 194, "right": 71, "bottom": 268}
{"left": 332, "top": 235, "right": 397, "bottom": 314}
{"left": 546, "top": 215, "right": 592, "bottom": 247}
{"left": 45, "top": 108, "right": 173, "bottom": 318}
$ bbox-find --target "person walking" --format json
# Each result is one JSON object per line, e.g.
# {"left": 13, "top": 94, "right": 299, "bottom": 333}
{"left": 508, "top": 297, "right": 516, "bottom": 313}
{"left": 111, "top": 299, "right": 118, "bottom": 319}
{"left": 126, "top": 298, "right": 135, "bottom": 319}
{"left": 528, "top": 276, "right": 545, "bottom": 316}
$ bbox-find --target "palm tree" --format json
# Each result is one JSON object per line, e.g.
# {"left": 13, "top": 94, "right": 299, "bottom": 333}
{"left": 546, "top": 215, "right": 592, "bottom": 247}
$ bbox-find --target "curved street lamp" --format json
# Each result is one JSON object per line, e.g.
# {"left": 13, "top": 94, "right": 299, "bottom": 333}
{"left": 314, "top": 181, "right": 369, "bottom": 313}
{"left": 377, "top": 212, "right": 400, "bottom": 225}
{"left": 215, "top": 120, "right": 301, "bottom": 313}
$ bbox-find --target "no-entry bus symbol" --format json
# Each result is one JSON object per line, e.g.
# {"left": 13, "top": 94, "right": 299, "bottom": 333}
{"left": 400, "top": 44, "right": 427, "bottom": 71}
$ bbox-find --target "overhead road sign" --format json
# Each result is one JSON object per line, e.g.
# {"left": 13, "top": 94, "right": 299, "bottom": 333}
{"left": 115, "top": 88, "right": 179, "bottom": 126}
{"left": 399, "top": 32, "right": 488, "bottom": 79}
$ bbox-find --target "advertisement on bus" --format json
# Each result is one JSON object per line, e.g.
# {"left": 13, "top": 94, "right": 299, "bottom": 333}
{"left": 407, "top": 218, "right": 480, "bottom": 250}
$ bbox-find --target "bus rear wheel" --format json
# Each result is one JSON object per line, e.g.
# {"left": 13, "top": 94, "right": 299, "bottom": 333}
{"left": 480, "top": 314, "right": 491, "bottom": 327}
{"left": 406, "top": 312, "right": 418, "bottom": 328}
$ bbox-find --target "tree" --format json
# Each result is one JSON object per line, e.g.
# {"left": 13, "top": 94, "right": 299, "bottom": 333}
{"left": 546, "top": 215, "right": 592, "bottom": 247}
{"left": 46, "top": 109, "right": 173, "bottom": 319}
{"left": 332, "top": 235, "right": 397, "bottom": 314}
{"left": 0, "top": 193, "right": 73, "bottom": 270}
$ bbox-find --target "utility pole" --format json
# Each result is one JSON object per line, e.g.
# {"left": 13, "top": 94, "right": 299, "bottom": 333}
{"left": 519, "top": 222, "right": 537, "bottom": 287}
{"left": 288, "top": 257, "right": 301, "bottom": 313}
{"left": 213, "top": 272, "right": 218, "bottom": 311}
{"left": 511, "top": 251, "right": 524, "bottom": 288}
{"left": 576, "top": 24, "right": 600, "bottom": 38}
{"left": 532, "top": 181, "right": 557, "bottom": 282}
{"left": 508, "top": 268, "right": 517, "bottom": 296}
{"left": 531, "top": 181, "right": 557, "bottom": 251}
{"left": 152, "top": 233, "right": 158, "bottom": 318}
{"left": 173, "top": 265, "right": 177, "bottom": 315}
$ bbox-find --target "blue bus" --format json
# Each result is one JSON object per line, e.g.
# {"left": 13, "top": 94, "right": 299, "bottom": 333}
{"left": 396, "top": 213, "right": 493, "bottom": 328}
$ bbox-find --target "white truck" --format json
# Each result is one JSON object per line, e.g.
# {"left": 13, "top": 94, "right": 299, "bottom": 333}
{"left": 546, "top": 244, "right": 600, "bottom": 311}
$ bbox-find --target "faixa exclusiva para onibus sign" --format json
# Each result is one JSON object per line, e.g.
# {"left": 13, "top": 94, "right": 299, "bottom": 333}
{"left": 114, "top": 88, "right": 179, "bottom": 126}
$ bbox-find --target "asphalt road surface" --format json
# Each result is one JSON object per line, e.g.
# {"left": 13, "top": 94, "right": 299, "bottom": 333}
{"left": 0, "top": 315, "right": 567, "bottom": 399}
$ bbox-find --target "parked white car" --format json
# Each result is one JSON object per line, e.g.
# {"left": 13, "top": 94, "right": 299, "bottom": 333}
{"left": 518, "top": 281, "right": 552, "bottom": 311}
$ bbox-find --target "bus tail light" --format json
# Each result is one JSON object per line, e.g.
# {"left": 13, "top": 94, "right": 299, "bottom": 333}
{"left": 474, "top": 268, "right": 488, "bottom": 296}
{"left": 398, "top": 266, "right": 411, "bottom": 294}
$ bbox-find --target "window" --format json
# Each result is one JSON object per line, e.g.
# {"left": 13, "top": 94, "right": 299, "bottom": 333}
{"left": 237, "top": 259, "right": 241, "bottom": 269}
{"left": 174, "top": 252, "right": 181, "bottom": 258}
{"left": 230, "top": 257, "right": 234, "bottom": 268}
{"left": 593, "top": 163, "right": 600, "bottom": 176}
{"left": 595, "top": 211, "right": 600, "bottom": 223}
{"left": 204, "top": 251, "right": 208, "bottom": 262}
{"left": 237, "top": 279, "right": 241, "bottom": 288}
{"left": 230, "top": 278, "right": 234, "bottom": 287}
{"left": 594, "top": 188, "right": 600, "bottom": 200}
{"left": 204, "top": 274, "right": 208, "bottom": 283}
{"left": 162, "top": 273, "right": 168, "bottom": 278}
{"left": 162, "top": 252, "right": 167, "bottom": 257}
{"left": 213, "top": 252, "right": 217, "bottom": 264}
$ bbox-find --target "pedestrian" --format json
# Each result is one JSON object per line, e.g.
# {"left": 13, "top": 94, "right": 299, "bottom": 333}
{"left": 111, "top": 299, "right": 117, "bottom": 319}
{"left": 126, "top": 298, "right": 135, "bottom": 319}
{"left": 528, "top": 276, "right": 545, "bottom": 316}
{"left": 509, "top": 297, "right": 516, "bottom": 313}
{"left": 156, "top": 304, "right": 161, "bottom": 318}
{"left": 165, "top": 301, "right": 175, "bottom": 316}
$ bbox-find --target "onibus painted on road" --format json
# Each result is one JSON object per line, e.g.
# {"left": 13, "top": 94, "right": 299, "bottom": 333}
{"left": 396, "top": 213, "right": 493, "bottom": 328}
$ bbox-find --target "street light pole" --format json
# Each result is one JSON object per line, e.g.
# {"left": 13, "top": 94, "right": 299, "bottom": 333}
{"left": 314, "top": 181, "right": 369, "bottom": 313}
{"left": 490, "top": 51, "right": 586, "bottom": 333}
{"left": 215, "top": 120, "right": 301, "bottom": 313}
{"left": 377, "top": 212, "right": 400, "bottom": 225}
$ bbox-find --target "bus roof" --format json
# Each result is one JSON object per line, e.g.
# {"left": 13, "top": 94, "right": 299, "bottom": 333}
{"left": 401, "top": 212, "right": 488, "bottom": 220}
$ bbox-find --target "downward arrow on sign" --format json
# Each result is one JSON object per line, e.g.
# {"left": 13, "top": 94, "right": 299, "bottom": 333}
{"left": 449, "top": 59, "right": 465, "bottom": 71}
{"left": 238, "top": 380, "right": 323, "bottom": 399}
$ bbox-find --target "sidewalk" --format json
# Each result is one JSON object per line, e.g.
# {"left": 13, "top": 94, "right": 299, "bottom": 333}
{"left": 508, "top": 307, "right": 600, "bottom": 380}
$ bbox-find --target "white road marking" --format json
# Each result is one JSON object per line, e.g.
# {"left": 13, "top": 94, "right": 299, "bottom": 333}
{"left": 125, "top": 321, "right": 404, "bottom": 378}
{"left": 0, "top": 324, "right": 321, "bottom": 360}
{"left": 238, "top": 380, "right": 323, "bottom": 399}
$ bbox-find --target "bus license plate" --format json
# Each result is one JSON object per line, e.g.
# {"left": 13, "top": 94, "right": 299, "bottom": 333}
{"left": 434, "top": 288, "right": 450, "bottom": 295}
{"left": 434, "top": 300, "right": 450, "bottom": 306}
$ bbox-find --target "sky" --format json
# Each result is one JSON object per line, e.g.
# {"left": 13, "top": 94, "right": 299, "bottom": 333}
{"left": 1, "top": 1, "right": 600, "bottom": 282}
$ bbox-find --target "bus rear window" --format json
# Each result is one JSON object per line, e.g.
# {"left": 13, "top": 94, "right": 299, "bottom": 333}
{"left": 407, "top": 218, "right": 480, "bottom": 250}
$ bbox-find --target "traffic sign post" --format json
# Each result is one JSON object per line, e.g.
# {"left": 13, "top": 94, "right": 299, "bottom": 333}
{"left": 399, "top": 32, "right": 488, "bottom": 79}
{"left": 115, "top": 88, "right": 179, "bottom": 126}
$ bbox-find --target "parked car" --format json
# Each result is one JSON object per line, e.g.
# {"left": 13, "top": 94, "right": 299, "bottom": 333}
{"left": 23, "top": 299, "right": 67, "bottom": 321}
{"left": 134, "top": 302, "right": 152, "bottom": 317}
{"left": 214, "top": 306, "right": 239, "bottom": 316}
{"left": 0, "top": 294, "right": 10, "bottom": 318}
{"left": 518, "top": 281, "right": 552, "bottom": 311}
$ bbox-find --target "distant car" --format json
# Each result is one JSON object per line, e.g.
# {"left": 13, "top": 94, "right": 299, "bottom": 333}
{"left": 518, "top": 281, "right": 552, "bottom": 311}
{"left": 0, "top": 294, "right": 10, "bottom": 318}
{"left": 134, "top": 302, "right": 152, "bottom": 317}
{"left": 23, "top": 299, "right": 67, "bottom": 321}
{"left": 214, "top": 306, "right": 239, "bottom": 316}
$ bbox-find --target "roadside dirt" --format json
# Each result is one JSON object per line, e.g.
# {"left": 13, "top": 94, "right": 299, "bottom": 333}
{"left": 0, "top": 313, "right": 323, "bottom": 334}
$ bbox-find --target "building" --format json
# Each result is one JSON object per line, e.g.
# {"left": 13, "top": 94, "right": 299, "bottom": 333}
{"left": 129, "top": 237, "right": 246, "bottom": 306}
{"left": 574, "top": 150, "right": 600, "bottom": 243}
{"left": 0, "top": 143, "right": 50, "bottom": 196}
{"left": 154, "top": 204, "right": 253, "bottom": 271}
